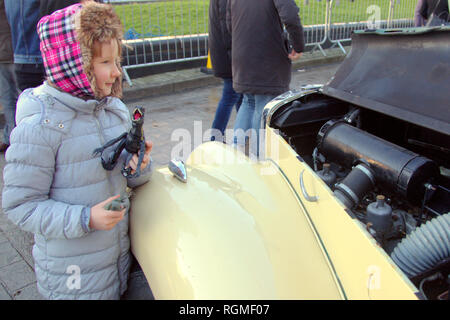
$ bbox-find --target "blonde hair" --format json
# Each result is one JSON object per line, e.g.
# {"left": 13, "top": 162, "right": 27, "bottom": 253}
{"left": 75, "top": 1, "right": 124, "bottom": 98}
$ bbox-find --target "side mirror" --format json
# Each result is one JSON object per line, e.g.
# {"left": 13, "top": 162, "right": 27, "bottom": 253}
{"left": 168, "top": 159, "right": 187, "bottom": 183}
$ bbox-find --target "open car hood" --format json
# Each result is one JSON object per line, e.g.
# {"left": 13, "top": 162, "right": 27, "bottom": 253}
{"left": 322, "top": 27, "right": 450, "bottom": 135}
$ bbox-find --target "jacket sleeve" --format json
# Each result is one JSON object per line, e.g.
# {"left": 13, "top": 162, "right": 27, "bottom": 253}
{"left": 273, "top": 0, "right": 305, "bottom": 53}
{"left": 226, "top": 0, "right": 232, "bottom": 36}
{"left": 219, "top": 0, "right": 232, "bottom": 53}
{"left": 2, "top": 122, "right": 91, "bottom": 239}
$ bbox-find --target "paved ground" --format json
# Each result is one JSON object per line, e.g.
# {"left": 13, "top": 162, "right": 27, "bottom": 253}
{"left": 0, "top": 56, "right": 341, "bottom": 300}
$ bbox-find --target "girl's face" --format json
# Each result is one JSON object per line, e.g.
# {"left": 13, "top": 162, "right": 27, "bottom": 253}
{"left": 92, "top": 39, "right": 121, "bottom": 97}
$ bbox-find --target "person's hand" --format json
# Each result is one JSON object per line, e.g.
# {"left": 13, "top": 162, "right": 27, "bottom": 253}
{"left": 125, "top": 140, "right": 153, "bottom": 175}
{"left": 288, "top": 49, "right": 302, "bottom": 61}
{"left": 89, "top": 195, "right": 126, "bottom": 230}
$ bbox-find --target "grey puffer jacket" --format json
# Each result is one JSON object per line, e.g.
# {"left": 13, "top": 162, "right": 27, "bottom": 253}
{"left": 2, "top": 82, "right": 153, "bottom": 299}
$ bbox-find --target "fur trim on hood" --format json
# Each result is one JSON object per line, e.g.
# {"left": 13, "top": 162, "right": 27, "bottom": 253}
{"left": 38, "top": 1, "right": 124, "bottom": 99}
{"left": 76, "top": 1, "right": 124, "bottom": 99}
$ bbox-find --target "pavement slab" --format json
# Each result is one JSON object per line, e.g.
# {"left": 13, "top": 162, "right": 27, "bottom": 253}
{"left": 0, "top": 260, "right": 36, "bottom": 294}
{"left": 0, "top": 283, "right": 11, "bottom": 300}
{"left": 12, "top": 282, "right": 41, "bottom": 300}
{"left": 0, "top": 241, "right": 22, "bottom": 268}
{"left": 0, "top": 231, "right": 7, "bottom": 244}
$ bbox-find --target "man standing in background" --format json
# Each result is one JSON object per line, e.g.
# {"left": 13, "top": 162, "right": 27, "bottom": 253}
{"left": 414, "top": 0, "right": 427, "bottom": 26}
{"left": 0, "top": 0, "right": 20, "bottom": 152}
{"left": 4, "top": 0, "right": 45, "bottom": 91}
{"left": 227, "top": 0, "right": 305, "bottom": 156}
{"left": 209, "top": 0, "right": 242, "bottom": 143}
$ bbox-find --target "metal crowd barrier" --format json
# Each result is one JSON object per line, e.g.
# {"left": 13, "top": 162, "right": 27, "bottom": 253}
{"left": 294, "top": 0, "right": 329, "bottom": 56}
{"left": 328, "top": 0, "right": 415, "bottom": 53}
{"left": 111, "top": 0, "right": 209, "bottom": 85}
{"left": 111, "top": 0, "right": 416, "bottom": 85}
{"left": 389, "top": 0, "right": 416, "bottom": 29}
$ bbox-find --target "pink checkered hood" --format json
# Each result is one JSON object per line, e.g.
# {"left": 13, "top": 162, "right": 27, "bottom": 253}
{"left": 37, "top": 2, "right": 124, "bottom": 99}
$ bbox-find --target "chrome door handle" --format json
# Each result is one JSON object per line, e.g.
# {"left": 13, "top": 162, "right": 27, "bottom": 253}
{"left": 300, "top": 170, "right": 318, "bottom": 202}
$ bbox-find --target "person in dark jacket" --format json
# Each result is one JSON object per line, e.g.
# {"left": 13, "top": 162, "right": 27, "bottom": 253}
{"left": 39, "top": 0, "right": 80, "bottom": 18}
{"left": 5, "top": 0, "right": 93, "bottom": 92}
{"left": 420, "top": 0, "right": 449, "bottom": 25}
{"left": 0, "top": 0, "right": 20, "bottom": 152}
{"left": 227, "top": 0, "right": 304, "bottom": 156}
{"left": 415, "top": 0, "right": 427, "bottom": 26}
{"left": 209, "top": 0, "right": 242, "bottom": 142}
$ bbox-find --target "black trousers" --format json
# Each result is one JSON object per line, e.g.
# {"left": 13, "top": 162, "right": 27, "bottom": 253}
{"left": 14, "top": 63, "right": 45, "bottom": 91}
{"left": 121, "top": 255, "right": 155, "bottom": 300}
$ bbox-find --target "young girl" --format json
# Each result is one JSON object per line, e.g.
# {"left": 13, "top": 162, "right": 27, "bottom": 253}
{"left": 2, "top": 1, "right": 153, "bottom": 299}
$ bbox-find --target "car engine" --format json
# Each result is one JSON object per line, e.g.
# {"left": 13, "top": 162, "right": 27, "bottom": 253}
{"left": 270, "top": 92, "right": 450, "bottom": 300}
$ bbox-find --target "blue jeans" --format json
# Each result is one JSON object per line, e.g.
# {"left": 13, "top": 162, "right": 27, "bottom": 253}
{"left": 0, "top": 64, "right": 19, "bottom": 145}
{"left": 4, "top": 0, "right": 43, "bottom": 64}
{"left": 211, "top": 78, "right": 242, "bottom": 141}
{"left": 233, "top": 94, "right": 275, "bottom": 156}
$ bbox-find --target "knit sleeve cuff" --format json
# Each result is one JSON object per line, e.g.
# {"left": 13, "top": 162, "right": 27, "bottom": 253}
{"left": 81, "top": 207, "right": 93, "bottom": 233}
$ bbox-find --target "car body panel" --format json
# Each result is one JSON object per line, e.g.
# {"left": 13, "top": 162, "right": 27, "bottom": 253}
{"left": 322, "top": 27, "right": 450, "bottom": 135}
{"left": 130, "top": 142, "right": 344, "bottom": 299}
{"left": 131, "top": 136, "right": 419, "bottom": 299}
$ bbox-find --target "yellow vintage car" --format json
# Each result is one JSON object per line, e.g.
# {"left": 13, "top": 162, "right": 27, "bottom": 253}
{"left": 130, "top": 27, "right": 450, "bottom": 300}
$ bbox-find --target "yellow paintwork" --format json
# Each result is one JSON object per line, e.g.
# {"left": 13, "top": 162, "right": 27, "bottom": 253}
{"left": 131, "top": 143, "right": 344, "bottom": 299}
{"left": 131, "top": 90, "right": 419, "bottom": 300}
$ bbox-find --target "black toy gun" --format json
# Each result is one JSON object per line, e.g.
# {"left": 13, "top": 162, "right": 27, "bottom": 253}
{"left": 93, "top": 107, "right": 146, "bottom": 178}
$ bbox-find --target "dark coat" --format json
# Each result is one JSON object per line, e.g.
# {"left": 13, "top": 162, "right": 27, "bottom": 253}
{"left": 227, "top": 0, "right": 305, "bottom": 95}
{"left": 209, "top": 0, "right": 232, "bottom": 78}
{"left": 0, "top": 0, "right": 13, "bottom": 63}
{"left": 419, "top": 0, "right": 449, "bottom": 22}
{"left": 39, "top": 0, "right": 79, "bottom": 18}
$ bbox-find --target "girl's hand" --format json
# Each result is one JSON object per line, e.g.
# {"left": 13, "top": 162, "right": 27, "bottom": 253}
{"left": 89, "top": 195, "right": 126, "bottom": 230}
{"left": 125, "top": 140, "right": 153, "bottom": 175}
